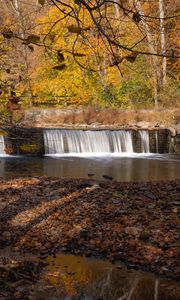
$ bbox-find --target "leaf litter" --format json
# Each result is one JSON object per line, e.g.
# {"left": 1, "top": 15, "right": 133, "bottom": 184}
{"left": 0, "top": 177, "right": 179, "bottom": 298}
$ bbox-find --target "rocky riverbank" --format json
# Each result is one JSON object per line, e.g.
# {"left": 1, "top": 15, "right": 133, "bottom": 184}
{"left": 0, "top": 177, "right": 179, "bottom": 282}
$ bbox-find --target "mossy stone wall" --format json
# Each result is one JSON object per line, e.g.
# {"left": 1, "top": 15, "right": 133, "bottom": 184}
{"left": 2, "top": 127, "right": 179, "bottom": 155}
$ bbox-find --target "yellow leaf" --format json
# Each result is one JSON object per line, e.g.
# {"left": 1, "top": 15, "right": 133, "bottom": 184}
{"left": 0, "top": 130, "right": 7, "bottom": 136}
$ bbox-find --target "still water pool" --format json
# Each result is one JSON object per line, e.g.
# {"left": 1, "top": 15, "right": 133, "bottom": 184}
{"left": 35, "top": 253, "right": 180, "bottom": 300}
{"left": 0, "top": 154, "right": 180, "bottom": 181}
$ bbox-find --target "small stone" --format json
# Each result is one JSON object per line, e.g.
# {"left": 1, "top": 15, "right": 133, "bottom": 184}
{"left": 2, "top": 231, "right": 11, "bottom": 239}
{"left": 168, "top": 127, "right": 176, "bottom": 137}
{"left": 147, "top": 193, "right": 156, "bottom": 200}
{"left": 125, "top": 226, "right": 141, "bottom": 236}
{"left": 171, "top": 201, "right": 180, "bottom": 206}
{"left": 139, "top": 232, "right": 150, "bottom": 242}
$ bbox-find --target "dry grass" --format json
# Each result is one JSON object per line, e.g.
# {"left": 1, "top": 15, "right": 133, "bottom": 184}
{"left": 24, "top": 107, "right": 180, "bottom": 128}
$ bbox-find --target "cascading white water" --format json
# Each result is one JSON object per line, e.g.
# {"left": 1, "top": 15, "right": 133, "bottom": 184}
{"left": 43, "top": 129, "right": 134, "bottom": 154}
{"left": 0, "top": 135, "right": 5, "bottom": 154}
{"left": 139, "top": 130, "right": 150, "bottom": 153}
{"left": 43, "top": 129, "right": 64, "bottom": 154}
{"left": 111, "top": 131, "right": 133, "bottom": 153}
{"left": 155, "top": 131, "right": 159, "bottom": 153}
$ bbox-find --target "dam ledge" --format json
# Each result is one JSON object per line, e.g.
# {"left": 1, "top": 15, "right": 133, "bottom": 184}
{"left": 0, "top": 126, "right": 179, "bottom": 155}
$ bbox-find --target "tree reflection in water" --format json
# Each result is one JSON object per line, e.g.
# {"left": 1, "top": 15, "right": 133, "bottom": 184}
{"left": 36, "top": 254, "right": 180, "bottom": 300}
{"left": 1, "top": 155, "right": 180, "bottom": 182}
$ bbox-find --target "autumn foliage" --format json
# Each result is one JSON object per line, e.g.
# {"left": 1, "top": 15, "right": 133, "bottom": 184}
{"left": 0, "top": 0, "right": 179, "bottom": 120}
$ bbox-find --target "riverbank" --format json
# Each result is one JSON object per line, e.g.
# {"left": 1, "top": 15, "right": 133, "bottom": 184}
{"left": 23, "top": 108, "right": 180, "bottom": 129}
{"left": 0, "top": 177, "right": 179, "bottom": 282}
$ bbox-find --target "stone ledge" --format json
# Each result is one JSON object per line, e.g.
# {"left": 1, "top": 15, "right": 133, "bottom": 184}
{"left": 2, "top": 127, "right": 175, "bottom": 155}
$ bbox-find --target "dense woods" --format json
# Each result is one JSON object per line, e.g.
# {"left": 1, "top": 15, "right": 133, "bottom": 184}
{"left": 0, "top": 0, "right": 179, "bottom": 122}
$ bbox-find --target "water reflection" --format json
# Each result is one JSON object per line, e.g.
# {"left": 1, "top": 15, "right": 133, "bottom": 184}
{"left": 0, "top": 159, "right": 5, "bottom": 177}
{"left": 36, "top": 254, "right": 180, "bottom": 300}
{"left": 0, "top": 154, "right": 180, "bottom": 181}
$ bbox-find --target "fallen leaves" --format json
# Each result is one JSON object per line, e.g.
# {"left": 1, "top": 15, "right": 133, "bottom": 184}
{"left": 0, "top": 177, "right": 180, "bottom": 281}
{"left": 0, "top": 257, "right": 46, "bottom": 300}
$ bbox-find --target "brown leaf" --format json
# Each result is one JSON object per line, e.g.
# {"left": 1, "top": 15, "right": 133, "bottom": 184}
{"left": 73, "top": 52, "right": 86, "bottom": 57}
{"left": 38, "top": 0, "right": 45, "bottom": 6}
{"left": 67, "top": 25, "right": 82, "bottom": 34}
{"left": 132, "top": 12, "right": 141, "bottom": 23}
{"left": 2, "top": 30, "right": 14, "bottom": 39}
{"left": 57, "top": 50, "right": 65, "bottom": 63}
{"left": 7, "top": 102, "right": 21, "bottom": 111}
{"left": 28, "top": 45, "right": 34, "bottom": 52}
{"left": 109, "top": 56, "right": 123, "bottom": 67}
{"left": 53, "top": 63, "right": 67, "bottom": 71}
{"left": 26, "top": 35, "right": 41, "bottom": 45}
{"left": 49, "top": 34, "right": 55, "bottom": 42}
{"left": 84, "top": 26, "right": 91, "bottom": 31}
{"left": 124, "top": 52, "right": 138, "bottom": 63}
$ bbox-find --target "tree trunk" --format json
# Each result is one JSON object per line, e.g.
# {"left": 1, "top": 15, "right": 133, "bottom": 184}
{"left": 9, "top": 0, "right": 33, "bottom": 107}
{"left": 159, "top": 0, "right": 167, "bottom": 86}
{"left": 114, "top": 0, "right": 121, "bottom": 19}
{"left": 134, "top": 0, "right": 162, "bottom": 107}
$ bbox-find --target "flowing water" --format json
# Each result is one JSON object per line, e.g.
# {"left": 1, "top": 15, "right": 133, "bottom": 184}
{"left": 139, "top": 130, "right": 150, "bottom": 153}
{"left": 1, "top": 128, "right": 179, "bottom": 180}
{"left": 43, "top": 129, "right": 147, "bottom": 154}
{"left": 0, "top": 135, "right": 5, "bottom": 155}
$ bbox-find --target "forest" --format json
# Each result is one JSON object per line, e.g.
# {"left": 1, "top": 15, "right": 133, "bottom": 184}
{"left": 0, "top": 0, "right": 179, "bottom": 124}
{"left": 0, "top": 2, "right": 180, "bottom": 299}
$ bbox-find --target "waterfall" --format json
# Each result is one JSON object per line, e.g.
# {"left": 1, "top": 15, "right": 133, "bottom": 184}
{"left": 155, "top": 131, "right": 159, "bottom": 153}
{"left": 43, "top": 129, "right": 134, "bottom": 154}
{"left": 0, "top": 135, "right": 5, "bottom": 154}
{"left": 111, "top": 131, "right": 133, "bottom": 153}
{"left": 43, "top": 129, "right": 64, "bottom": 154}
{"left": 139, "top": 130, "right": 150, "bottom": 153}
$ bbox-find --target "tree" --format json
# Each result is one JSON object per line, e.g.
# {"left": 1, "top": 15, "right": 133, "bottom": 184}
{"left": 1, "top": 0, "right": 179, "bottom": 111}
{"left": 0, "top": 0, "right": 41, "bottom": 110}
{"left": 39, "top": 0, "right": 179, "bottom": 106}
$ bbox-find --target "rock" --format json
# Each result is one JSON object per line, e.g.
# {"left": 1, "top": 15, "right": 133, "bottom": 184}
{"left": 136, "top": 121, "right": 152, "bottom": 129}
{"left": 154, "top": 123, "right": 160, "bottom": 128}
{"left": 168, "top": 127, "right": 176, "bottom": 137}
{"left": 78, "top": 180, "right": 97, "bottom": 188}
{"left": 172, "top": 207, "right": 178, "bottom": 213}
{"left": 102, "top": 175, "right": 113, "bottom": 180}
{"left": 2, "top": 231, "right": 11, "bottom": 240}
{"left": 139, "top": 232, "right": 150, "bottom": 242}
{"left": 87, "top": 183, "right": 101, "bottom": 191}
{"left": 124, "top": 226, "right": 141, "bottom": 236}
{"left": 175, "top": 134, "right": 180, "bottom": 142}
{"left": 171, "top": 201, "right": 180, "bottom": 206}
{"left": 147, "top": 193, "right": 156, "bottom": 200}
{"left": 148, "top": 204, "right": 156, "bottom": 209}
{"left": 174, "top": 143, "right": 180, "bottom": 154}
{"left": 91, "top": 122, "right": 101, "bottom": 127}
{"left": 88, "top": 173, "right": 95, "bottom": 178}
{"left": 114, "top": 209, "right": 126, "bottom": 216}
{"left": 139, "top": 187, "right": 148, "bottom": 191}
{"left": 176, "top": 127, "right": 180, "bottom": 135}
